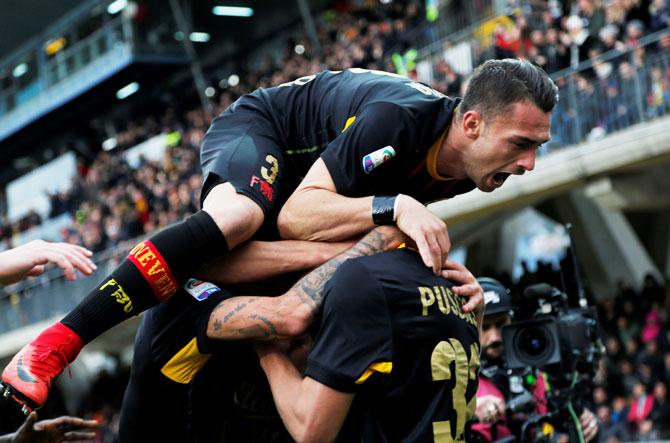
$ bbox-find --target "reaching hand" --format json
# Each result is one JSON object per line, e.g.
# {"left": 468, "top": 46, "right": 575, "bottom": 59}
{"left": 579, "top": 408, "right": 599, "bottom": 442}
{"left": 10, "top": 412, "right": 98, "bottom": 443}
{"left": 394, "top": 194, "right": 450, "bottom": 275}
{"left": 441, "top": 260, "right": 484, "bottom": 314}
{"left": 0, "top": 240, "right": 97, "bottom": 285}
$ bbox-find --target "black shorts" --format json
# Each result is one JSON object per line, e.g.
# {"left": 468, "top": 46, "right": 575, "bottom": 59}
{"left": 200, "top": 101, "right": 300, "bottom": 226}
{"left": 118, "top": 281, "right": 291, "bottom": 442}
{"left": 118, "top": 282, "right": 241, "bottom": 442}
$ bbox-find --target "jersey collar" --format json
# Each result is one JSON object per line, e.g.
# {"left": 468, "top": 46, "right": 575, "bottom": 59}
{"left": 426, "top": 105, "right": 459, "bottom": 181}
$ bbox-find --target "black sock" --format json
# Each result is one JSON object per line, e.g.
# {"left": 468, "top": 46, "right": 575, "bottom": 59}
{"left": 62, "top": 211, "right": 228, "bottom": 343}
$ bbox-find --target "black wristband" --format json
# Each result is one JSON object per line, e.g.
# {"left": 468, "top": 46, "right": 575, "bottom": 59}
{"left": 372, "top": 195, "right": 397, "bottom": 226}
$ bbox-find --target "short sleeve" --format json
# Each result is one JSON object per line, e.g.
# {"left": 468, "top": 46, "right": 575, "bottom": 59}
{"left": 320, "top": 101, "right": 414, "bottom": 197}
{"left": 305, "top": 259, "right": 393, "bottom": 393}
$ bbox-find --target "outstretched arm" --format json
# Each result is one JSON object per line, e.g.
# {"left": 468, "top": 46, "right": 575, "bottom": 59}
{"left": 0, "top": 240, "right": 96, "bottom": 285}
{"left": 206, "top": 226, "right": 405, "bottom": 340}
{"left": 0, "top": 412, "right": 98, "bottom": 443}
{"left": 197, "top": 239, "right": 355, "bottom": 285}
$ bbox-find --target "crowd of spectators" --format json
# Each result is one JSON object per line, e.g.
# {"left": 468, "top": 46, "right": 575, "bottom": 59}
{"left": 481, "top": 0, "right": 670, "bottom": 146}
{"left": 53, "top": 127, "right": 204, "bottom": 255}
{"left": 0, "top": 0, "right": 430, "bottom": 254}
{"left": 2, "top": 0, "right": 670, "bottom": 248}
{"left": 422, "top": 0, "right": 670, "bottom": 148}
{"left": 591, "top": 274, "right": 670, "bottom": 441}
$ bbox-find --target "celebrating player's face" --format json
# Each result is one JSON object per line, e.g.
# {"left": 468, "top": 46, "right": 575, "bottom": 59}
{"left": 462, "top": 100, "right": 551, "bottom": 193}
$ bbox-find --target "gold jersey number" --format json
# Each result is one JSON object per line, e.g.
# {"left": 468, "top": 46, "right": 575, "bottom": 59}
{"left": 261, "top": 154, "right": 279, "bottom": 185}
{"left": 431, "top": 339, "right": 480, "bottom": 442}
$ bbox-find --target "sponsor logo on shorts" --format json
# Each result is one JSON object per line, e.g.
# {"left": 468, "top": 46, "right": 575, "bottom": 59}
{"left": 250, "top": 175, "right": 274, "bottom": 202}
{"left": 184, "top": 279, "right": 220, "bottom": 301}
{"left": 249, "top": 154, "right": 279, "bottom": 203}
{"left": 362, "top": 146, "right": 396, "bottom": 174}
{"left": 100, "top": 278, "right": 133, "bottom": 313}
{"left": 128, "top": 241, "right": 178, "bottom": 302}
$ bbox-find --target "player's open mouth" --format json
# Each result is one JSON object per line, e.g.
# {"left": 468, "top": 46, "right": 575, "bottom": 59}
{"left": 492, "top": 172, "right": 510, "bottom": 187}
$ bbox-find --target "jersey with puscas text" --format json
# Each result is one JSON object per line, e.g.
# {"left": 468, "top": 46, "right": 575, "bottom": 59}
{"left": 229, "top": 69, "right": 476, "bottom": 203}
{"left": 305, "top": 249, "right": 481, "bottom": 442}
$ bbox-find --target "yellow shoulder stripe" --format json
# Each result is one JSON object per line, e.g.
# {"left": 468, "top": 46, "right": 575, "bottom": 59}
{"left": 160, "top": 337, "right": 211, "bottom": 384}
{"left": 342, "top": 116, "right": 357, "bottom": 132}
{"left": 426, "top": 127, "right": 452, "bottom": 181}
{"left": 355, "top": 361, "right": 392, "bottom": 385}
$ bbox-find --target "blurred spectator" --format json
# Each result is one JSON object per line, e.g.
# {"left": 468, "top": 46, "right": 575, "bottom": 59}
{"left": 650, "top": 381, "right": 670, "bottom": 437}
{"left": 627, "top": 380, "right": 655, "bottom": 432}
{"left": 647, "top": 65, "right": 670, "bottom": 117}
{"left": 566, "top": 15, "right": 598, "bottom": 65}
{"left": 625, "top": 19, "right": 646, "bottom": 48}
{"left": 597, "top": 404, "right": 632, "bottom": 442}
{"left": 641, "top": 302, "right": 663, "bottom": 344}
{"left": 578, "top": 0, "right": 607, "bottom": 37}
{"left": 650, "top": 0, "right": 670, "bottom": 31}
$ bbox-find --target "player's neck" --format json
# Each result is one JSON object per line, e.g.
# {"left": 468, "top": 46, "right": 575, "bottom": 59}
{"left": 437, "top": 117, "right": 468, "bottom": 179}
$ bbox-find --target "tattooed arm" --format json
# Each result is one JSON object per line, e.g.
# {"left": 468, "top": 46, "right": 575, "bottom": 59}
{"left": 206, "top": 226, "right": 405, "bottom": 341}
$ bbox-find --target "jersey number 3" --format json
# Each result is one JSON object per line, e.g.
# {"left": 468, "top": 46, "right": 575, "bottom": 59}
{"left": 431, "top": 339, "right": 480, "bottom": 442}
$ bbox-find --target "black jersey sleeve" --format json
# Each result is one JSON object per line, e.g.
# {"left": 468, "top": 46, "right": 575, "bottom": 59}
{"left": 305, "top": 259, "right": 393, "bottom": 393}
{"left": 320, "top": 101, "right": 414, "bottom": 197}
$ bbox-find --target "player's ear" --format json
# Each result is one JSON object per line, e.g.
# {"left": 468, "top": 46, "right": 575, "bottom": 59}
{"left": 461, "top": 110, "right": 482, "bottom": 140}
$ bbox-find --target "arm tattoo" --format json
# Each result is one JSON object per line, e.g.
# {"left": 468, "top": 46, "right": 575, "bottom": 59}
{"left": 223, "top": 301, "right": 249, "bottom": 323}
{"left": 287, "top": 228, "right": 398, "bottom": 311}
{"left": 208, "top": 229, "right": 398, "bottom": 341}
{"left": 249, "top": 314, "right": 278, "bottom": 337}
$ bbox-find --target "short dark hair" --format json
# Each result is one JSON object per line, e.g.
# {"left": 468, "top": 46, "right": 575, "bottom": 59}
{"left": 460, "top": 59, "right": 558, "bottom": 120}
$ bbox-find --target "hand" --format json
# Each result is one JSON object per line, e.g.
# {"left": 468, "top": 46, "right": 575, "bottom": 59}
{"left": 579, "top": 408, "right": 599, "bottom": 442}
{"left": 0, "top": 240, "right": 96, "bottom": 284}
{"left": 11, "top": 412, "right": 98, "bottom": 443}
{"left": 475, "top": 395, "right": 505, "bottom": 424}
{"left": 441, "top": 260, "right": 484, "bottom": 314}
{"left": 394, "top": 194, "right": 450, "bottom": 275}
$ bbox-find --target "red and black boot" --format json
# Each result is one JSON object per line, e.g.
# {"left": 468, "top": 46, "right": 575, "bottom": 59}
{"left": 0, "top": 322, "right": 83, "bottom": 415}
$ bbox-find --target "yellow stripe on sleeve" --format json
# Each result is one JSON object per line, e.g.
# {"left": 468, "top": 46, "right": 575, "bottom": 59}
{"left": 355, "top": 361, "right": 392, "bottom": 385}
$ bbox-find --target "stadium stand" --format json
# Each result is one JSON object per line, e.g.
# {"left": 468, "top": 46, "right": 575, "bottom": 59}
{"left": 1, "top": 0, "right": 669, "bottom": 440}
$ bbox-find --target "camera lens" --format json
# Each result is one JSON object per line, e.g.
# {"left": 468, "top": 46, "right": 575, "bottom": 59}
{"left": 519, "top": 327, "right": 547, "bottom": 357}
{"left": 503, "top": 318, "right": 561, "bottom": 369}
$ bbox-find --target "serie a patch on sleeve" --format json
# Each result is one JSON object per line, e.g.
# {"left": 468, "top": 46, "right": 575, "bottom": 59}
{"left": 184, "top": 278, "right": 221, "bottom": 301}
{"left": 362, "top": 146, "right": 396, "bottom": 174}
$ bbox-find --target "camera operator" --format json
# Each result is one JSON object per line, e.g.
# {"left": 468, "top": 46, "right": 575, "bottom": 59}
{"left": 470, "top": 277, "right": 599, "bottom": 442}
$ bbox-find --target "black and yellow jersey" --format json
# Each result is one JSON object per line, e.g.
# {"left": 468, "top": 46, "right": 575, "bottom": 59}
{"left": 305, "top": 249, "right": 481, "bottom": 442}
{"left": 227, "top": 69, "right": 475, "bottom": 204}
